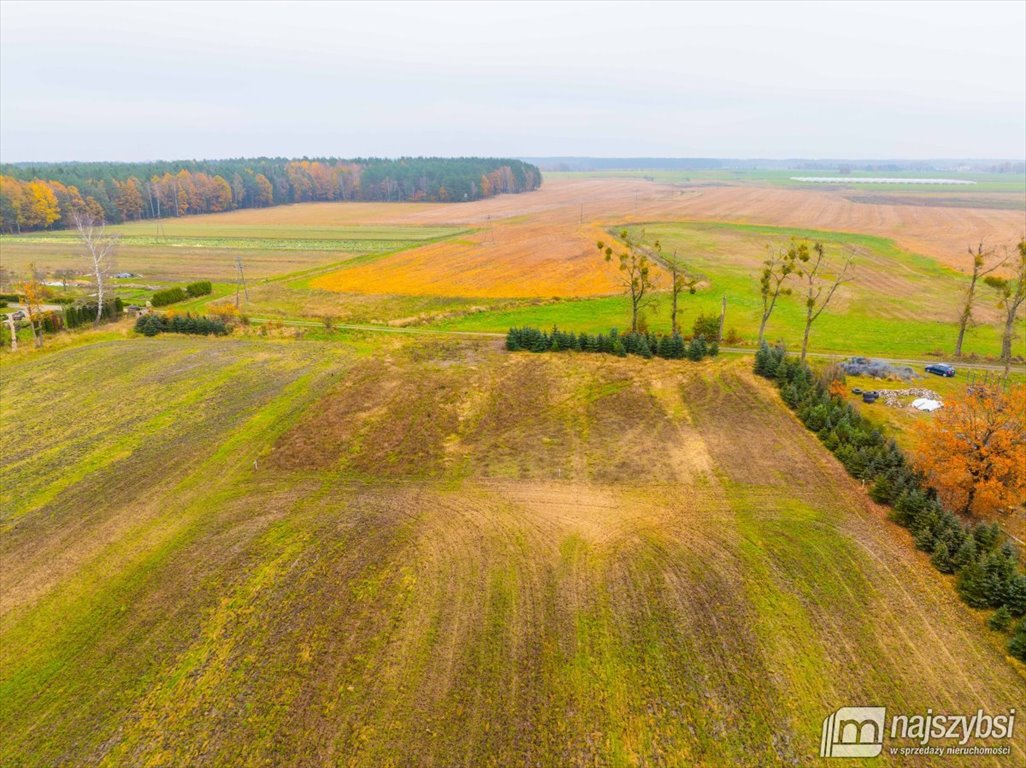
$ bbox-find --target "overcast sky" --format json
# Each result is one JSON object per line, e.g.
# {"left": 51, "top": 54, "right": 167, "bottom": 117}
{"left": 2, "top": 1, "right": 1024, "bottom": 162}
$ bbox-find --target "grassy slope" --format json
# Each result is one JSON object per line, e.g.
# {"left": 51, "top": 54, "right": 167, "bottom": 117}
{"left": 1, "top": 336, "right": 1023, "bottom": 767}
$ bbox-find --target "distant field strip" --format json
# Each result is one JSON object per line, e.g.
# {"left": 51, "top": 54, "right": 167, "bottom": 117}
{"left": 791, "top": 176, "right": 977, "bottom": 184}
{"left": 1, "top": 234, "right": 463, "bottom": 252}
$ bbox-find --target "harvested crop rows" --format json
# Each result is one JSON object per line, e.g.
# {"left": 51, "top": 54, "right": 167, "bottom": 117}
{"left": 2, "top": 336, "right": 1022, "bottom": 767}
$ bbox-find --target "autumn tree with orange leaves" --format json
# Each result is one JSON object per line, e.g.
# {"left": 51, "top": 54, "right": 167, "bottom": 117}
{"left": 916, "top": 384, "right": 1026, "bottom": 517}
{"left": 15, "top": 266, "right": 50, "bottom": 349}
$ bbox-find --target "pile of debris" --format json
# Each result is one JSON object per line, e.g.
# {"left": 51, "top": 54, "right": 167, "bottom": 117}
{"left": 841, "top": 357, "right": 920, "bottom": 380}
{"left": 853, "top": 387, "right": 942, "bottom": 410}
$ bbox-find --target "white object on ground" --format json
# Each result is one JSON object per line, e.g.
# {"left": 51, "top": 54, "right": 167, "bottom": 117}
{"left": 911, "top": 398, "right": 943, "bottom": 412}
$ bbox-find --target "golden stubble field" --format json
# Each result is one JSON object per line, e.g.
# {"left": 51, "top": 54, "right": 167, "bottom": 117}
{"left": 2, "top": 335, "right": 1023, "bottom": 767}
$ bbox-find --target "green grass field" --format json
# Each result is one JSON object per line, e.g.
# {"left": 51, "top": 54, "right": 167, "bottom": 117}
{"left": 2, "top": 336, "right": 1023, "bottom": 766}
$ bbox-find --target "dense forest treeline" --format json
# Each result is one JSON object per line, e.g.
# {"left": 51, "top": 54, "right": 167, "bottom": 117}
{"left": 0, "top": 157, "right": 542, "bottom": 232}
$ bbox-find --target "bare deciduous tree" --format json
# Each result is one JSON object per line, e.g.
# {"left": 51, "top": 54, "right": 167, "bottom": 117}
{"left": 954, "top": 242, "right": 1006, "bottom": 357}
{"left": 796, "top": 241, "right": 854, "bottom": 363}
{"left": 54, "top": 268, "right": 77, "bottom": 290}
{"left": 984, "top": 238, "right": 1026, "bottom": 377}
{"left": 655, "top": 243, "right": 696, "bottom": 335}
{"left": 597, "top": 229, "right": 659, "bottom": 333}
{"left": 72, "top": 211, "right": 119, "bottom": 326}
{"left": 758, "top": 243, "right": 799, "bottom": 344}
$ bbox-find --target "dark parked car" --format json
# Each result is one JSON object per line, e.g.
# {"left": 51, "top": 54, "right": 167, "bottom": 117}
{"left": 925, "top": 363, "right": 956, "bottom": 377}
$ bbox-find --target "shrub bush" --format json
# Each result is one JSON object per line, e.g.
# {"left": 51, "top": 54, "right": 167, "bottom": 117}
{"left": 691, "top": 313, "right": 720, "bottom": 341}
{"left": 988, "top": 606, "right": 1012, "bottom": 632}
{"left": 40, "top": 311, "right": 64, "bottom": 333}
{"left": 185, "top": 281, "right": 212, "bottom": 297}
{"left": 151, "top": 286, "right": 187, "bottom": 307}
{"left": 1009, "top": 619, "right": 1026, "bottom": 662}
{"left": 723, "top": 327, "right": 744, "bottom": 345}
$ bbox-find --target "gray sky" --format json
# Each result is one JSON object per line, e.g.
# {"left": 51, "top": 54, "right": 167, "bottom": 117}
{"left": 2, "top": 0, "right": 1024, "bottom": 162}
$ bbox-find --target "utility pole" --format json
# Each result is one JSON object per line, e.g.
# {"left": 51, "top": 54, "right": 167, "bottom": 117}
{"left": 235, "top": 254, "right": 249, "bottom": 309}
{"left": 152, "top": 182, "right": 166, "bottom": 242}
{"left": 717, "top": 295, "right": 727, "bottom": 343}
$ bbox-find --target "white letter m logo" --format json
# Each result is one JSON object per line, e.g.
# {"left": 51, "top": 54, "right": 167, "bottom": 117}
{"left": 821, "top": 706, "right": 885, "bottom": 758}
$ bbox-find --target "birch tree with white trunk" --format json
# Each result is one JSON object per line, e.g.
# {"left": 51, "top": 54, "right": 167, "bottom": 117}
{"left": 73, "top": 211, "right": 119, "bottom": 325}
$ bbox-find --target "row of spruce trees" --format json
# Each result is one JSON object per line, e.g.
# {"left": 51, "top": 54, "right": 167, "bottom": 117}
{"left": 38, "top": 298, "right": 123, "bottom": 333}
{"left": 754, "top": 342, "right": 1026, "bottom": 660}
{"left": 506, "top": 326, "right": 718, "bottom": 360}
{"left": 135, "top": 313, "right": 230, "bottom": 337}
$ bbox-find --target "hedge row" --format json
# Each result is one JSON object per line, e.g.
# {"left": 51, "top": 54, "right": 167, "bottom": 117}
{"left": 150, "top": 286, "right": 187, "bottom": 307}
{"left": 150, "top": 281, "right": 213, "bottom": 307}
{"left": 754, "top": 341, "right": 1026, "bottom": 660}
{"left": 186, "top": 281, "right": 212, "bottom": 297}
{"left": 506, "top": 326, "right": 718, "bottom": 360}
{"left": 135, "top": 313, "right": 230, "bottom": 337}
